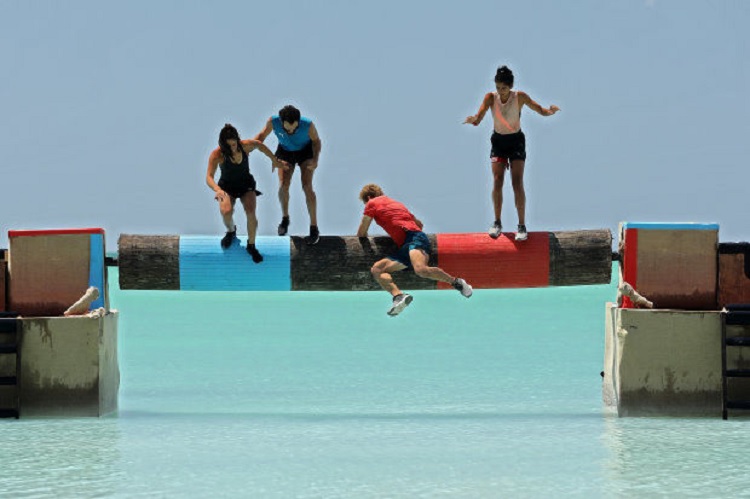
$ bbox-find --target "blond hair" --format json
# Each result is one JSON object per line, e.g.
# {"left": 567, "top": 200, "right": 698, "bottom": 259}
{"left": 359, "top": 183, "right": 384, "bottom": 203}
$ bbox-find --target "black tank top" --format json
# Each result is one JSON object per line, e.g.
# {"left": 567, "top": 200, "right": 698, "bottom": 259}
{"left": 219, "top": 150, "right": 252, "bottom": 185}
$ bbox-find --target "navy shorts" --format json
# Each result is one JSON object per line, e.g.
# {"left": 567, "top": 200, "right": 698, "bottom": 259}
{"left": 218, "top": 175, "right": 261, "bottom": 199}
{"left": 388, "top": 231, "right": 432, "bottom": 269}
{"left": 490, "top": 130, "right": 526, "bottom": 163}
{"left": 275, "top": 142, "right": 314, "bottom": 167}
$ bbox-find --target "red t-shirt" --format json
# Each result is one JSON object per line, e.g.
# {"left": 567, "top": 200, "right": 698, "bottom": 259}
{"left": 364, "top": 195, "right": 421, "bottom": 247}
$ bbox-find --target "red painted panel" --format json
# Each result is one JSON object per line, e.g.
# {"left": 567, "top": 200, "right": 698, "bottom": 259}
{"left": 621, "top": 228, "right": 638, "bottom": 308}
{"left": 9, "top": 228, "right": 104, "bottom": 237}
{"left": 436, "top": 232, "right": 549, "bottom": 289}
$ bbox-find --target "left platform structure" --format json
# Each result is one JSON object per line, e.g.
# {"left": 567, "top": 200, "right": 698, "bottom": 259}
{"left": 0, "top": 228, "right": 119, "bottom": 418}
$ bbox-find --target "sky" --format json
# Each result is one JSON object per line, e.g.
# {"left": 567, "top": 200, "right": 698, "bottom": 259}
{"left": 1, "top": 0, "right": 748, "bottom": 250}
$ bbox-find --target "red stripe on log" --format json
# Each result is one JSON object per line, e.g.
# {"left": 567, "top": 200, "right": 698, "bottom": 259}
{"left": 9, "top": 228, "right": 104, "bottom": 237}
{"left": 436, "top": 232, "right": 549, "bottom": 289}
{"left": 621, "top": 228, "right": 638, "bottom": 308}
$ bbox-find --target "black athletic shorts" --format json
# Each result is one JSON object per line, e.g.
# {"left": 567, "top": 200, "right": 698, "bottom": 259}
{"left": 275, "top": 141, "right": 314, "bottom": 166}
{"left": 490, "top": 131, "right": 526, "bottom": 162}
{"left": 218, "top": 175, "right": 261, "bottom": 199}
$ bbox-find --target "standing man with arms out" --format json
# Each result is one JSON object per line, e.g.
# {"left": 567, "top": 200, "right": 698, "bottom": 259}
{"left": 464, "top": 65, "right": 560, "bottom": 241}
{"left": 254, "top": 105, "right": 322, "bottom": 245}
{"left": 206, "top": 123, "right": 287, "bottom": 263}
{"left": 357, "top": 184, "right": 473, "bottom": 317}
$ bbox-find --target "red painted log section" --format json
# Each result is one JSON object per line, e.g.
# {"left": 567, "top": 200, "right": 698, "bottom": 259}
{"left": 436, "top": 232, "right": 550, "bottom": 289}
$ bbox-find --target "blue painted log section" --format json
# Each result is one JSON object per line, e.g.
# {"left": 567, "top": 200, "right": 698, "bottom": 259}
{"left": 179, "top": 236, "right": 290, "bottom": 291}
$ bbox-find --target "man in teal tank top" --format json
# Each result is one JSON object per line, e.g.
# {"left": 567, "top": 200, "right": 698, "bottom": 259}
{"left": 254, "top": 105, "right": 322, "bottom": 245}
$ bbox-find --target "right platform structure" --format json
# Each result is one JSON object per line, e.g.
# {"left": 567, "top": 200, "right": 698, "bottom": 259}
{"left": 604, "top": 222, "right": 750, "bottom": 417}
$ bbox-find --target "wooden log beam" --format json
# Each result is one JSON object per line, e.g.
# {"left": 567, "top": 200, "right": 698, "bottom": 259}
{"left": 118, "top": 230, "right": 612, "bottom": 291}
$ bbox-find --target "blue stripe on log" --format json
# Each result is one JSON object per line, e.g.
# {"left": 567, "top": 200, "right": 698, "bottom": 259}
{"left": 622, "top": 222, "right": 719, "bottom": 231}
{"left": 89, "top": 233, "right": 105, "bottom": 309}
{"left": 179, "top": 235, "right": 290, "bottom": 291}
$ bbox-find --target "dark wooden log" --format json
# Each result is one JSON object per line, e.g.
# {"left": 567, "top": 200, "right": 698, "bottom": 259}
{"left": 549, "top": 230, "right": 613, "bottom": 286}
{"left": 118, "top": 230, "right": 613, "bottom": 291}
{"left": 118, "top": 235, "right": 179, "bottom": 290}
{"left": 290, "top": 235, "right": 437, "bottom": 291}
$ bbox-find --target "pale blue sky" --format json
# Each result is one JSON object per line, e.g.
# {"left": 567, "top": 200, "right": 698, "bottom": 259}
{"left": 1, "top": 0, "right": 748, "bottom": 249}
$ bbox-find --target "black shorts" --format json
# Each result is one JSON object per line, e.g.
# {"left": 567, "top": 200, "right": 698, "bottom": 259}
{"left": 275, "top": 141, "right": 314, "bottom": 166}
{"left": 218, "top": 175, "right": 261, "bottom": 199}
{"left": 490, "top": 131, "right": 526, "bottom": 162}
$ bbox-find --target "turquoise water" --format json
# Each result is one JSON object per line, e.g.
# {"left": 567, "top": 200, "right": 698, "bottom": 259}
{"left": 2, "top": 265, "right": 750, "bottom": 497}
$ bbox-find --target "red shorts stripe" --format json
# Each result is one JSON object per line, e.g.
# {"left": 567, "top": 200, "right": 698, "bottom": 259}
{"left": 436, "top": 232, "right": 550, "bottom": 289}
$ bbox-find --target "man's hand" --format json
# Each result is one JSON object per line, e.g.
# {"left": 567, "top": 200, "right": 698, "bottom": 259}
{"left": 214, "top": 190, "right": 228, "bottom": 202}
{"left": 305, "top": 159, "right": 318, "bottom": 172}
{"left": 273, "top": 158, "right": 291, "bottom": 172}
{"left": 463, "top": 115, "right": 479, "bottom": 125}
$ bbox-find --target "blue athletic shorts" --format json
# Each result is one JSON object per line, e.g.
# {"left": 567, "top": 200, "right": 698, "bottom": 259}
{"left": 388, "top": 231, "right": 431, "bottom": 269}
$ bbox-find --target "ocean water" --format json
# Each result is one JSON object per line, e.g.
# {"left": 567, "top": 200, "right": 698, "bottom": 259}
{"left": 2, "top": 264, "right": 750, "bottom": 498}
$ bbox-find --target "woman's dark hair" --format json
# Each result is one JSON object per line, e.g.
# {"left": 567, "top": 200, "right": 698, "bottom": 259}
{"left": 494, "top": 65, "right": 514, "bottom": 87}
{"left": 278, "top": 105, "right": 301, "bottom": 124}
{"left": 218, "top": 123, "right": 241, "bottom": 161}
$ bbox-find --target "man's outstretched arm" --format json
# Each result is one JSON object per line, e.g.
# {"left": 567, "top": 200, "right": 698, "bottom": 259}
{"left": 357, "top": 216, "right": 373, "bottom": 237}
{"left": 253, "top": 117, "right": 274, "bottom": 142}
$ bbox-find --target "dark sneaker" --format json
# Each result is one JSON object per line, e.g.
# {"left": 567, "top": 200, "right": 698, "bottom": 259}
{"left": 278, "top": 217, "right": 290, "bottom": 236}
{"left": 488, "top": 221, "right": 502, "bottom": 239}
{"left": 387, "top": 293, "right": 413, "bottom": 316}
{"left": 220, "top": 227, "right": 237, "bottom": 249}
{"left": 246, "top": 243, "right": 263, "bottom": 263}
{"left": 305, "top": 225, "right": 320, "bottom": 245}
{"left": 515, "top": 224, "right": 528, "bottom": 242}
{"left": 452, "top": 278, "right": 473, "bottom": 298}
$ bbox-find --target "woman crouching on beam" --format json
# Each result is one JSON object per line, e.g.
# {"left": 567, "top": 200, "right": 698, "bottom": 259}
{"left": 206, "top": 123, "right": 287, "bottom": 263}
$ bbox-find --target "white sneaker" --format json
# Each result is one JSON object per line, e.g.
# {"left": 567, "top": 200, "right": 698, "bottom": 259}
{"left": 387, "top": 293, "right": 413, "bottom": 316}
{"left": 488, "top": 221, "right": 502, "bottom": 239}
{"left": 452, "top": 278, "right": 473, "bottom": 298}
{"left": 515, "top": 224, "right": 528, "bottom": 241}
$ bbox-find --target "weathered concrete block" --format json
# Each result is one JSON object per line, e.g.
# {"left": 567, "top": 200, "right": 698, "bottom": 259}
{"left": 19, "top": 311, "right": 119, "bottom": 417}
{"left": 603, "top": 304, "right": 724, "bottom": 416}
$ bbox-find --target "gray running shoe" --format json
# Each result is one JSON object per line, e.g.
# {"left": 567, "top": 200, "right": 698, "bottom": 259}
{"left": 515, "top": 224, "right": 528, "bottom": 241}
{"left": 387, "top": 293, "right": 413, "bottom": 316}
{"left": 452, "top": 278, "right": 473, "bottom": 298}
{"left": 489, "top": 221, "right": 502, "bottom": 239}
